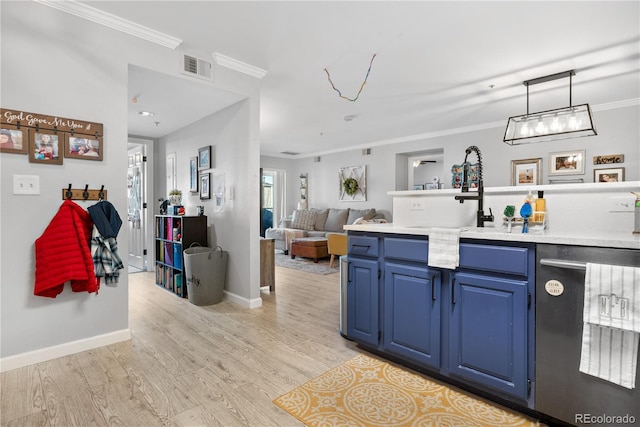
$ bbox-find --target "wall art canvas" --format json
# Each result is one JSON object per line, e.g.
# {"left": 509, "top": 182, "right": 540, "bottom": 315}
{"left": 339, "top": 165, "right": 366, "bottom": 201}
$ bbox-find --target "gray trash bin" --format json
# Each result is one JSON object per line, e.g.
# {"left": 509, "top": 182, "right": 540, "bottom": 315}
{"left": 184, "top": 245, "right": 227, "bottom": 306}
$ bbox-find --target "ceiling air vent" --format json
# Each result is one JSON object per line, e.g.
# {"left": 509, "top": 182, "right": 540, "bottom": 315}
{"left": 181, "top": 53, "right": 213, "bottom": 80}
{"left": 281, "top": 151, "right": 299, "bottom": 156}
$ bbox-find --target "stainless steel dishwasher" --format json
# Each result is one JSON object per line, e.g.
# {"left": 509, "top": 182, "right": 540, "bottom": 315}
{"left": 536, "top": 244, "right": 640, "bottom": 426}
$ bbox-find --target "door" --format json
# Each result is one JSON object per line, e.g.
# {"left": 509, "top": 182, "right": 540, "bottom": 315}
{"left": 127, "top": 144, "right": 146, "bottom": 271}
{"left": 449, "top": 271, "right": 529, "bottom": 400}
{"left": 347, "top": 257, "right": 379, "bottom": 346}
{"left": 383, "top": 262, "right": 441, "bottom": 369}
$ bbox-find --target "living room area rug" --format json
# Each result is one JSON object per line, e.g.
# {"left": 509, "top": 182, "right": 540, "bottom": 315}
{"left": 274, "top": 353, "right": 545, "bottom": 427}
{"left": 274, "top": 252, "right": 339, "bottom": 275}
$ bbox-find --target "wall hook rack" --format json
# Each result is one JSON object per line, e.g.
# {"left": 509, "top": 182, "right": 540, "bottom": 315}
{"left": 61, "top": 184, "right": 107, "bottom": 201}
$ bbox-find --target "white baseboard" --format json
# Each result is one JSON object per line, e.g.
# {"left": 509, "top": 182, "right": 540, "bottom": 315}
{"left": 0, "top": 329, "right": 131, "bottom": 373}
{"left": 223, "top": 290, "right": 262, "bottom": 309}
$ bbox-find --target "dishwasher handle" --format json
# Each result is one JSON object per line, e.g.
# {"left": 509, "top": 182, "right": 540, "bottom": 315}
{"left": 539, "top": 258, "right": 586, "bottom": 271}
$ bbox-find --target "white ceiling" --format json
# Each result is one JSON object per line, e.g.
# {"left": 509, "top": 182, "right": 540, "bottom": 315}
{"left": 83, "top": 1, "right": 639, "bottom": 158}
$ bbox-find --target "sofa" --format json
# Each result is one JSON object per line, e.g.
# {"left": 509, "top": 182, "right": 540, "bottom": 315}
{"left": 265, "top": 207, "right": 384, "bottom": 254}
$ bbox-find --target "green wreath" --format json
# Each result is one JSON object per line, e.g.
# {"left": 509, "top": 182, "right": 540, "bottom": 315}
{"left": 343, "top": 177, "right": 359, "bottom": 196}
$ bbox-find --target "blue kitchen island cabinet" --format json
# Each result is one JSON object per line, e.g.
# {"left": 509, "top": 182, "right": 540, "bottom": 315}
{"left": 449, "top": 271, "right": 529, "bottom": 400}
{"left": 382, "top": 236, "right": 442, "bottom": 369}
{"left": 346, "top": 235, "right": 380, "bottom": 346}
{"left": 384, "top": 262, "right": 442, "bottom": 369}
{"left": 346, "top": 231, "right": 535, "bottom": 409}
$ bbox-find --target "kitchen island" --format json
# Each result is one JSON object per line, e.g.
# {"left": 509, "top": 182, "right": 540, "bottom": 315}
{"left": 343, "top": 222, "right": 639, "bottom": 426}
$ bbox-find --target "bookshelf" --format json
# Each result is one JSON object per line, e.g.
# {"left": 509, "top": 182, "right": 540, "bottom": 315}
{"left": 154, "top": 215, "right": 207, "bottom": 297}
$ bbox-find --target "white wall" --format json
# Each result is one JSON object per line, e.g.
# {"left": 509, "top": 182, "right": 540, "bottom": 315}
{"left": 0, "top": 1, "right": 261, "bottom": 369}
{"left": 158, "top": 101, "right": 261, "bottom": 305}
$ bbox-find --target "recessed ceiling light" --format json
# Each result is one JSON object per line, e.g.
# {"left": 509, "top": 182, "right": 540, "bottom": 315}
{"left": 138, "top": 111, "right": 155, "bottom": 117}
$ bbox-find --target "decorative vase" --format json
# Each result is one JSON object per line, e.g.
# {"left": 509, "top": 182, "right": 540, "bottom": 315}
{"left": 169, "top": 195, "right": 182, "bottom": 205}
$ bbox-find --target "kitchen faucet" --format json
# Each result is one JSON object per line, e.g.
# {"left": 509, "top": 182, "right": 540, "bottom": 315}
{"left": 454, "top": 145, "right": 494, "bottom": 227}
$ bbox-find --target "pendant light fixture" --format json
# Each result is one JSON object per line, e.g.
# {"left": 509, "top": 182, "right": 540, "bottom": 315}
{"left": 503, "top": 70, "right": 597, "bottom": 145}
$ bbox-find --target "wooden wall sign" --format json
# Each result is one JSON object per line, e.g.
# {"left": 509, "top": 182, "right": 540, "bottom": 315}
{"left": 1, "top": 108, "right": 104, "bottom": 161}
{"left": 1, "top": 108, "right": 103, "bottom": 137}
{"left": 593, "top": 154, "right": 624, "bottom": 165}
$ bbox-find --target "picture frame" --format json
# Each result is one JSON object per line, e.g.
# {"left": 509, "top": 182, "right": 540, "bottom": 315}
{"left": 198, "top": 145, "right": 212, "bottom": 170}
{"left": 200, "top": 173, "right": 211, "bottom": 200}
{"left": 29, "top": 130, "right": 63, "bottom": 165}
{"left": 510, "top": 158, "right": 542, "bottom": 186}
{"left": 189, "top": 157, "right": 198, "bottom": 193}
{"left": 212, "top": 170, "right": 225, "bottom": 212}
{"left": 339, "top": 165, "right": 366, "bottom": 201}
{"left": 0, "top": 124, "right": 28, "bottom": 154}
{"left": 64, "top": 135, "right": 103, "bottom": 161}
{"left": 594, "top": 167, "right": 624, "bottom": 183}
{"left": 549, "top": 150, "right": 585, "bottom": 176}
{"left": 413, "top": 184, "right": 424, "bottom": 190}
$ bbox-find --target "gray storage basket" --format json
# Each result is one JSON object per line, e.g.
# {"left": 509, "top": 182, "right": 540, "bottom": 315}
{"left": 183, "top": 244, "right": 227, "bottom": 306}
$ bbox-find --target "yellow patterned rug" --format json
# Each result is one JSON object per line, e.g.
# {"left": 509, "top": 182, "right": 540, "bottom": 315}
{"left": 274, "top": 353, "right": 545, "bottom": 427}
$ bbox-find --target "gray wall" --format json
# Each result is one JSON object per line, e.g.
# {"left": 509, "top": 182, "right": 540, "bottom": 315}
{"left": 1, "top": 1, "right": 261, "bottom": 365}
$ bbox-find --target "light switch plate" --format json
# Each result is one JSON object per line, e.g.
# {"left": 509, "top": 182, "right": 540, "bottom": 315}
{"left": 13, "top": 175, "right": 40, "bottom": 195}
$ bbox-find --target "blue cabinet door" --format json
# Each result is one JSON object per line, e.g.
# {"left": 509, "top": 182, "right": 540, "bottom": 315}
{"left": 383, "top": 262, "right": 441, "bottom": 369}
{"left": 347, "top": 257, "right": 379, "bottom": 346}
{"left": 449, "top": 271, "right": 529, "bottom": 400}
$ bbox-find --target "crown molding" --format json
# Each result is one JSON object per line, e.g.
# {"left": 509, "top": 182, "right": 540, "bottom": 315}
{"left": 214, "top": 53, "right": 268, "bottom": 79}
{"left": 34, "top": 0, "right": 182, "bottom": 49}
{"left": 592, "top": 98, "right": 640, "bottom": 112}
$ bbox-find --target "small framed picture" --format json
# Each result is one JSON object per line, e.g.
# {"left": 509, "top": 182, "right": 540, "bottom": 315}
{"left": 511, "top": 158, "right": 542, "bottom": 186}
{"left": 200, "top": 173, "right": 211, "bottom": 200}
{"left": 29, "top": 130, "right": 63, "bottom": 165}
{"left": 413, "top": 184, "right": 424, "bottom": 190}
{"left": 0, "top": 124, "right": 29, "bottom": 154}
{"left": 594, "top": 167, "right": 624, "bottom": 183}
{"left": 549, "top": 150, "right": 585, "bottom": 176}
{"left": 189, "top": 157, "right": 198, "bottom": 193}
{"left": 198, "top": 145, "right": 212, "bottom": 170}
{"left": 64, "top": 136, "right": 103, "bottom": 161}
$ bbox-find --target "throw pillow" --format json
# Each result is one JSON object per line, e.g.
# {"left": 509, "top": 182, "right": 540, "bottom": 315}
{"left": 291, "top": 209, "right": 316, "bottom": 231}
{"left": 324, "top": 208, "right": 349, "bottom": 232}
{"left": 347, "top": 208, "right": 376, "bottom": 224}
{"left": 312, "top": 208, "right": 329, "bottom": 231}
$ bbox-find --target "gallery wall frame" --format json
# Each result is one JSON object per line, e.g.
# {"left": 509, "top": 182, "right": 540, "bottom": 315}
{"left": 0, "top": 124, "right": 28, "bottom": 154}
{"left": 29, "top": 129, "right": 63, "bottom": 165}
{"left": 200, "top": 173, "right": 211, "bottom": 200}
{"left": 594, "top": 167, "right": 624, "bottom": 183}
{"left": 64, "top": 135, "right": 103, "bottom": 161}
{"left": 198, "top": 145, "right": 212, "bottom": 170}
{"left": 189, "top": 157, "right": 198, "bottom": 193}
{"left": 510, "top": 158, "right": 542, "bottom": 186}
{"left": 549, "top": 150, "right": 585, "bottom": 176}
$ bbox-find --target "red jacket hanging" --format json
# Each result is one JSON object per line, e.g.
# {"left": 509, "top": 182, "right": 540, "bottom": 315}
{"left": 34, "top": 199, "right": 98, "bottom": 297}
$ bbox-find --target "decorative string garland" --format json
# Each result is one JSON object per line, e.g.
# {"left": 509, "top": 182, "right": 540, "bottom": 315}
{"left": 324, "top": 54, "right": 377, "bottom": 102}
{"left": 343, "top": 178, "right": 359, "bottom": 196}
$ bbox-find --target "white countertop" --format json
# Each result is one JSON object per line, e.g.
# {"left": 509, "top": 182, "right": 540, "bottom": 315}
{"left": 344, "top": 223, "right": 640, "bottom": 250}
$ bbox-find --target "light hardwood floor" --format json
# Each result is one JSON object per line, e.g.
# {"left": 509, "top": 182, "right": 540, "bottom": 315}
{"left": 1, "top": 266, "right": 362, "bottom": 426}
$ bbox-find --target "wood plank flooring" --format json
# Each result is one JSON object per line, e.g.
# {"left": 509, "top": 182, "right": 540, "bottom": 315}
{"left": 1, "top": 266, "right": 361, "bottom": 426}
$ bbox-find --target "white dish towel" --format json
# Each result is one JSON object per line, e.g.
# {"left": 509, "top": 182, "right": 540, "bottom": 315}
{"left": 579, "top": 262, "right": 640, "bottom": 389}
{"left": 427, "top": 228, "right": 461, "bottom": 270}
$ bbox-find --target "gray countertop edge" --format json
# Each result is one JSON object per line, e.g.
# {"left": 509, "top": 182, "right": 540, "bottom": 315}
{"left": 343, "top": 223, "right": 640, "bottom": 250}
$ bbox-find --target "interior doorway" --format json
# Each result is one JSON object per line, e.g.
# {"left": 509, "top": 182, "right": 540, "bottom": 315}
{"left": 127, "top": 138, "right": 153, "bottom": 273}
{"left": 261, "top": 168, "right": 286, "bottom": 235}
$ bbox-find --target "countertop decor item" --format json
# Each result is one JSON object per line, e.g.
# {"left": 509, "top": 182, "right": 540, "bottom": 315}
{"left": 504, "top": 205, "right": 516, "bottom": 233}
